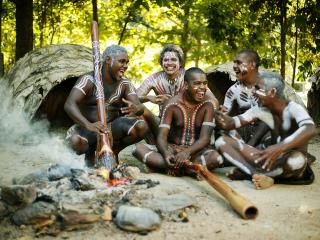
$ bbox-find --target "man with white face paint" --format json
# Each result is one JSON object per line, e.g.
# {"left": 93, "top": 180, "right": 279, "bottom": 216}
{"left": 64, "top": 45, "right": 147, "bottom": 166}
{"left": 221, "top": 49, "right": 269, "bottom": 146}
{"left": 215, "top": 72, "right": 316, "bottom": 189}
{"left": 136, "top": 44, "right": 218, "bottom": 143}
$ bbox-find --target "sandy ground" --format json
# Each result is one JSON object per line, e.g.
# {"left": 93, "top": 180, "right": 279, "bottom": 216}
{"left": 0, "top": 132, "right": 319, "bottom": 240}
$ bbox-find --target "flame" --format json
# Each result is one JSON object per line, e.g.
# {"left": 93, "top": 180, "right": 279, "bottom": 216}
{"left": 96, "top": 167, "right": 110, "bottom": 181}
{"left": 108, "top": 178, "right": 130, "bottom": 187}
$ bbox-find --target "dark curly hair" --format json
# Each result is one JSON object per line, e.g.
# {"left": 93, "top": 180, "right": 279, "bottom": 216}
{"left": 158, "top": 44, "right": 184, "bottom": 67}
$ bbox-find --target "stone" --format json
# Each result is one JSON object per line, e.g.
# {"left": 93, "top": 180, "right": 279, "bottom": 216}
{"left": 11, "top": 201, "right": 57, "bottom": 226}
{"left": 114, "top": 205, "right": 161, "bottom": 233}
{"left": 1, "top": 185, "right": 37, "bottom": 207}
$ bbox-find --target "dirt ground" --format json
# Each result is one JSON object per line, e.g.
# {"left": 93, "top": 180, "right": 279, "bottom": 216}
{"left": 0, "top": 131, "right": 319, "bottom": 240}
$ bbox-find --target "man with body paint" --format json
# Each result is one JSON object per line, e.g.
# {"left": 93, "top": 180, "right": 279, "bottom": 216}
{"left": 64, "top": 45, "right": 148, "bottom": 166}
{"left": 136, "top": 44, "right": 218, "bottom": 143}
{"left": 221, "top": 49, "right": 269, "bottom": 146}
{"left": 215, "top": 72, "right": 316, "bottom": 189}
{"left": 133, "top": 67, "right": 223, "bottom": 175}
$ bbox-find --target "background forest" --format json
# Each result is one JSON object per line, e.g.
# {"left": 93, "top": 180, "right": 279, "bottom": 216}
{"left": 0, "top": 0, "right": 319, "bottom": 87}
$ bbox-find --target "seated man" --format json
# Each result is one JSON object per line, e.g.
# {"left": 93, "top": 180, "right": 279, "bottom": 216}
{"left": 136, "top": 44, "right": 218, "bottom": 143}
{"left": 221, "top": 49, "right": 269, "bottom": 146}
{"left": 215, "top": 72, "right": 316, "bottom": 189}
{"left": 64, "top": 45, "right": 147, "bottom": 166}
{"left": 133, "top": 67, "right": 223, "bottom": 174}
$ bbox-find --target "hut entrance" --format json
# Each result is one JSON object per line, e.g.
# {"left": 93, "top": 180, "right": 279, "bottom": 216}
{"left": 34, "top": 77, "right": 77, "bottom": 128}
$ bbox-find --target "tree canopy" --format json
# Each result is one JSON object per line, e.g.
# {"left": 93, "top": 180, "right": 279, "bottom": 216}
{"left": 1, "top": 0, "right": 319, "bottom": 84}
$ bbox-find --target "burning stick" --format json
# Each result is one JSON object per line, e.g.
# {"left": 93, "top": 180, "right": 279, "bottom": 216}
{"left": 183, "top": 161, "right": 258, "bottom": 219}
{"left": 91, "top": 21, "right": 117, "bottom": 170}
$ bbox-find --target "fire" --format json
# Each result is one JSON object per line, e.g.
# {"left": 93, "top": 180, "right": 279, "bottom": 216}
{"left": 96, "top": 167, "right": 110, "bottom": 181}
{"left": 96, "top": 167, "right": 130, "bottom": 187}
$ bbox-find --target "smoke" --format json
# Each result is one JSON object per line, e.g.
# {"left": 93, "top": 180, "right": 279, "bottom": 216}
{"left": 0, "top": 79, "right": 84, "bottom": 173}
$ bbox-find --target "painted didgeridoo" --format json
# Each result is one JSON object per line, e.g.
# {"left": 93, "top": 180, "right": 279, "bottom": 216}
{"left": 183, "top": 162, "right": 258, "bottom": 219}
{"left": 91, "top": 20, "right": 117, "bottom": 170}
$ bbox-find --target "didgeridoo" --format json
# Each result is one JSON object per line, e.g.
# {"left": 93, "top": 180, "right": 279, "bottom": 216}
{"left": 183, "top": 162, "right": 258, "bottom": 219}
{"left": 91, "top": 21, "right": 116, "bottom": 170}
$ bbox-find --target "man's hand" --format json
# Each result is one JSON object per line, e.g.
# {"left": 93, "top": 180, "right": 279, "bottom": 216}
{"left": 85, "top": 121, "right": 107, "bottom": 134}
{"left": 252, "top": 144, "right": 285, "bottom": 171}
{"left": 121, "top": 98, "right": 139, "bottom": 116}
{"left": 174, "top": 150, "right": 191, "bottom": 168}
{"left": 148, "top": 94, "right": 171, "bottom": 105}
{"left": 215, "top": 110, "right": 235, "bottom": 130}
{"left": 219, "top": 105, "right": 228, "bottom": 113}
{"left": 164, "top": 152, "right": 175, "bottom": 167}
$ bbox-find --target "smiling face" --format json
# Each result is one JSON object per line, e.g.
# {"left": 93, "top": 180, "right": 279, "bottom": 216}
{"left": 254, "top": 80, "right": 271, "bottom": 107}
{"left": 108, "top": 53, "right": 129, "bottom": 81}
{"left": 185, "top": 72, "right": 208, "bottom": 102}
{"left": 161, "top": 51, "right": 181, "bottom": 77}
{"left": 233, "top": 53, "right": 256, "bottom": 84}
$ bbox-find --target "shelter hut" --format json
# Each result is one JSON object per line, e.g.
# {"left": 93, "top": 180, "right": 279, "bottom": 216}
{"left": 5, "top": 44, "right": 93, "bottom": 127}
{"left": 206, "top": 62, "right": 305, "bottom": 114}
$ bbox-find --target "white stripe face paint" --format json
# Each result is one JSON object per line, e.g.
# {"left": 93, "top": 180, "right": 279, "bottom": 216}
{"left": 255, "top": 89, "right": 267, "bottom": 96}
{"left": 283, "top": 126, "right": 306, "bottom": 144}
{"left": 223, "top": 153, "right": 252, "bottom": 175}
{"left": 287, "top": 153, "right": 306, "bottom": 170}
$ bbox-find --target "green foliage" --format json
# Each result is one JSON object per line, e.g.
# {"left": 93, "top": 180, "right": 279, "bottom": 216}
{"left": 1, "top": 0, "right": 318, "bottom": 83}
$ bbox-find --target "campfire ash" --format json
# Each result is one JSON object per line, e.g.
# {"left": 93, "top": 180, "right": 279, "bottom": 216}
{"left": 0, "top": 163, "right": 164, "bottom": 237}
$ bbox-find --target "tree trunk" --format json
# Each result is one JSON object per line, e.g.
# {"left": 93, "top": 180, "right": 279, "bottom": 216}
{"left": 280, "top": 0, "right": 287, "bottom": 79}
{"left": 92, "top": 0, "right": 98, "bottom": 22}
{"left": 291, "top": 0, "right": 298, "bottom": 87}
{"left": 180, "top": 3, "right": 190, "bottom": 67}
{"left": 15, "top": 0, "right": 33, "bottom": 61}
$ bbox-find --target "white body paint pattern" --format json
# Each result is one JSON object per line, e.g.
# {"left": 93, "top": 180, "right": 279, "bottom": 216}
{"left": 287, "top": 152, "right": 306, "bottom": 170}
{"left": 215, "top": 136, "right": 226, "bottom": 149}
{"left": 74, "top": 74, "right": 94, "bottom": 95}
{"left": 283, "top": 126, "right": 306, "bottom": 144}
{"left": 282, "top": 101, "right": 314, "bottom": 130}
{"left": 222, "top": 152, "right": 252, "bottom": 175}
{"left": 240, "top": 106, "right": 275, "bottom": 129}
{"left": 223, "top": 81, "right": 259, "bottom": 114}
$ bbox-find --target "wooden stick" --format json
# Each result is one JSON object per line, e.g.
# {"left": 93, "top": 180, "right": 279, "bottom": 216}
{"left": 91, "top": 21, "right": 116, "bottom": 170}
{"left": 183, "top": 162, "right": 258, "bottom": 219}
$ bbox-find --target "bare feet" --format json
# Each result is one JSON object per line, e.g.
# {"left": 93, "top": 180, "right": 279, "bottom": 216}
{"left": 252, "top": 174, "right": 274, "bottom": 190}
{"left": 226, "top": 167, "right": 248, "bottom": 180}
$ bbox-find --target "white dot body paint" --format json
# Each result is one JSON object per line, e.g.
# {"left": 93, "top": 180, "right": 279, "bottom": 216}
{"left": 217, "top": 155, "right": 224, "bottom": 164}
{"left": 222, "top": 153, "right": 252, "bottom": 175}
{"left": 287, "top": 152, "right": 306, "bottom": 170}
{"left": 215, "top": 136, "right": 226, "bottom": 149}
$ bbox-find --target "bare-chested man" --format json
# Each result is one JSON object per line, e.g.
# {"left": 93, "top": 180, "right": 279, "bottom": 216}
{"left": 215, "top": 72, "right": 316, "bottom": 189}
{"left": 64, "top": 45, "right": 147, "bottom": 166}
{"left": 136, "top": 44, "right": 218, "bottom": 143}
{"left": 133, "top": 67, "right": 223, "bottom": 174}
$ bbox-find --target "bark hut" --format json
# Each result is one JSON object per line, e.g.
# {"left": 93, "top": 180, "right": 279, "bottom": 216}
{"left": 307, "top": 68, "right": 320, "bottom": 125}
{"left": 5, "top": 44, "right": 93, "bottom": 127}
{"left": 207, "top": 62, "right": 305, "bottom": 107}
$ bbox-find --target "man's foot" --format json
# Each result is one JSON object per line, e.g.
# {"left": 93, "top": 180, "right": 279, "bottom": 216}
{"left": 252, "top": 174, "right": 274, "bottom": 190}
{"left": 226, "top": 167, "right": 248, "bottom": 180}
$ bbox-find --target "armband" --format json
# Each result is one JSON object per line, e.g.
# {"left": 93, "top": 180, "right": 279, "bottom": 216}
{"left": 232, "top": 116, "right": 241, "bottom": 128}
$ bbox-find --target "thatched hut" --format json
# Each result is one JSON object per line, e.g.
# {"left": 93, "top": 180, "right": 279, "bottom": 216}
{"left": 5, "top": 44, "right": 93, "bottom": 127}
{"left": 206, "top": 62, "right": 305, "bottom": 108}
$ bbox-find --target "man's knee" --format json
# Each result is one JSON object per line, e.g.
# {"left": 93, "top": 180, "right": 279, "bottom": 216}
{"left": 68, "top": 135, "right": 89, "bottom": 154}
{"left": 132, "top": 120, "right": 148, "bottom": 138}
{"left": 286, "top": 151, "right": 307, "bottom": 171}
{"left": 215, "top": 135, "right": 228, "bottom": 150}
